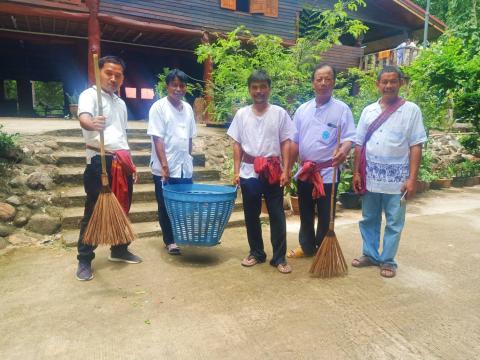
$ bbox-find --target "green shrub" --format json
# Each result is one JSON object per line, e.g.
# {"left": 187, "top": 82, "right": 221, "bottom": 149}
{"left": 459, "top": 134, "right": 480, "bottom": 154}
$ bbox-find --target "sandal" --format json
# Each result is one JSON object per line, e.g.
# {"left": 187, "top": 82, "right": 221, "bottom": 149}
{"left": 380, "top": 264, "right": 396, "bottom": 278}
{"left": 352, "top": 256, "right": 377, "bottom": 268}
{"left": 287, "top": 247, "right": 305, "bottom": 258}
{"left": 276, "top": 263, "right": 292, "bottom": 274}
{"left": 166, "top": 243, "right": 181, "bottom": 255}
{"left": 241, "top": 255, "right": 259, "bottom": 267}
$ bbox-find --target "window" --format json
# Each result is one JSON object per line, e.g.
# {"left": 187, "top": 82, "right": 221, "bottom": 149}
{"left": 125, "top": 87, "right": 137, "bottom": 99}
{"left": 220, "top": 0, "right": 278, "bottom": 17}
{"left": 140, "top": 88, "right": 154, "bottom": 100}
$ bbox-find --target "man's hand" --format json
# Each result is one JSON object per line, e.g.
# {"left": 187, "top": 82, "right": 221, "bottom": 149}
{"left": 401, "top": 178, "right": 417, "bottom": 200}
{"left": 332, "top": 148, "right": 348, "bottom": 167}
{"left": 91, "top": 115, "right": 106, "bottom": 131}
{"left": 161, "top": 164, "right": 170, "bottom": 183}
{"left": 232, "top": 173, "right": 240, "bottom": 186}
{"left": 280, "top": 170, "right": 291, "bottom": 187}
{"left": 132, "top": 172, "right": 138, "bottom": 184}
{"left": 352, "top": 173, "right": 362, "bottom": 193}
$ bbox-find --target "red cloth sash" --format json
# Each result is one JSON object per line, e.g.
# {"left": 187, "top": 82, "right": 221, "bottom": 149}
{"left": 111, "top": 150, "right": 136, "bottom": 214}
{"left": 295, "top": 160, "right": 333, "bottom": 199}
{"left": 253, "top": 156, "right": 282, "bottom": 185}
{"left": 358, "top": 98, "right": 406, "bottom": 194}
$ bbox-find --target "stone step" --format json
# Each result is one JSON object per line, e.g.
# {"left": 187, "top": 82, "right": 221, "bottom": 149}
{"left": 57, "top": 166, "right": 220, "bottom": 185}
{"left": 61, "top": 198, "right": 245, "bottom": 230}
{"left": 57, "top": 137, "right": 151, "bottom": 151}
{"left": 55, "top": 150, "right": 205, "bottom": 167}
{"left": 44, "top": 128, "right": 149, "bottom": 138}
{"left": 54, "top": 182, "right": 234, "bottom": 207}
{"left": 62, "top": 209, "right": 266, "bottom": 245}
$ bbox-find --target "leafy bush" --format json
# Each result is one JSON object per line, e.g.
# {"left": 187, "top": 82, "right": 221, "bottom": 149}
{"left": 154, "top": 67, "right": 203, "bottom": 99}
{"left": 0, "top": 125, "right": 18, "bottom": 159}
{"left": 284, "top": 162, "right": 299, "bottom": 196}
{"left": 338, "top": 169, "right": 354, "bottom": 193}
{"left": 459, "top": 133, "right": 480, "bottom": 154}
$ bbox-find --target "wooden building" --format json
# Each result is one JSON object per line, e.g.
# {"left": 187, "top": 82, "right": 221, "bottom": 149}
{"left": 0, "top": 0, "right": 445, "bottom": 119}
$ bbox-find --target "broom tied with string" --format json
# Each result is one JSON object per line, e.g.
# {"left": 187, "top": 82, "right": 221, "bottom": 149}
{"left": 309, "top": 124, "right": 348, "bottom": 278}
{"left": 83, "top": 53, "right": 136, "bottom": 246}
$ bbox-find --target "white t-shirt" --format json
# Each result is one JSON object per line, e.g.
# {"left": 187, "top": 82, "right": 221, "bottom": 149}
{"left": 227, "top": 104, "right": 295, "bottom": 179}
{"left": 78, "top": 86, "right": 129, "bottom": 164}
{"left": 356, "top": 100, "right": 427, "bottom": 194}
{"left": 147, "top": 97, "right": 197, "bottom": 178}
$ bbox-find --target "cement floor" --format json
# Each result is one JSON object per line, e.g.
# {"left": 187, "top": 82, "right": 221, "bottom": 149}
{"left": 1, "top": 187, "right": 479, "bottom": 359}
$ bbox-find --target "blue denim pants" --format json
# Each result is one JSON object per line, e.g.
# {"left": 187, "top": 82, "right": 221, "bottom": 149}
{"left": 359, "top": 191, "right": 406, "bottom": 267}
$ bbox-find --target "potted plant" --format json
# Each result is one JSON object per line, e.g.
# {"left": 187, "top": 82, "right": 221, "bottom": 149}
{"left": 66, "top": 91, "right": 80, "bottom": 119}
{"left": 430, "top": 166, "right": 453, "bottom": 189}
{"left": 450, "top": 163, "right": 467, "bottom": 187}
{"left": 284, "top": 162, "right": 300, "bottom": 214}
{"left": 338, "top": 169, "right": 361, "bottom": 209}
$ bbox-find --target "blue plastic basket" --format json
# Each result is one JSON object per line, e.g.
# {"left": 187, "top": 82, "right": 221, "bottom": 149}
{"left": 162, "top": 183, "right": 237, "bottom": 246}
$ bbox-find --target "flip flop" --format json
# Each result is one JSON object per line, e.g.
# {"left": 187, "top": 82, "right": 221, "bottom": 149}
{"left": 380, "top": 264, "right": 396, "bottom": 278}
{"left": 166, "top": 244, "right": 181, "bottom": 255}
{"left": 276, "top": 263, "right": 292, "bottom": 274}
{"left": 241, "top": 255, "right": 259, "bottom": 267}
{"left": 351, "top": 256, "right": 377, "bottom": 268}
{"left": 287, "top": 247, "right": 305, "bottom": 258}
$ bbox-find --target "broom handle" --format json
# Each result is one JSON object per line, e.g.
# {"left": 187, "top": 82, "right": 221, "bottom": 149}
{"left": 92, "top": 53, "right": 109, "bottom": 187}
{"left": 329, "top": 125, "right": 342, "bottom": 231}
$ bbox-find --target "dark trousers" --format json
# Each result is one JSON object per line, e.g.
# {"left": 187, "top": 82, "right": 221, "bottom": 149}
{"left": 77, "top": 155, "right": 133, "bottom": 263}
{"left": 298, "top": 180, "right": 338, "bottom": 256}
{"left": 240, "top": 177, "right": 287, "bottom": 266}
{"left": 153, "top": 175, "right": 193, "bottom": 246}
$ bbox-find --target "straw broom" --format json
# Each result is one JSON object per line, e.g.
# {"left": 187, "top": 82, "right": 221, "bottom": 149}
{"left": 83, "top": 53, "right": 136, "bottom": 246}
{"left": 309, "top": 125, "right": 348, "bottom": 278}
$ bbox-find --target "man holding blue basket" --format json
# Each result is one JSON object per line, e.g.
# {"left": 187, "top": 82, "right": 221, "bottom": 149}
{"left": 148, "top": 69, "right": 197, "bottom": 255}
{"left": 227, "top": 69, "right": 295, "bottom": 274}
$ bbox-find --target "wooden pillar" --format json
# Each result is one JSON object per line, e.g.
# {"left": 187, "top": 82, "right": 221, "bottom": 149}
{"left": 202, "top": 31, "right": 214, "bottom": 123}
{"left": 86, "top": 0, "right": 101, "bottom": 86}
{"left": 17, "top": 79, "right": 34, "bottom": 116}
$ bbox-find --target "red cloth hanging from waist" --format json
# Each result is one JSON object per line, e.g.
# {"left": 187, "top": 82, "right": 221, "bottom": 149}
{"left": 111, "top": 150, "right": 136, "bottom": 214}
{"left": 246, "top": 155, "right": 282, "bottom": 185}
{"left": 295, "top": 160, "right": 333, "bottom": 199}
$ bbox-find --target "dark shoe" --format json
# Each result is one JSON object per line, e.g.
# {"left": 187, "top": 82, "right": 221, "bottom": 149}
{"left": 76, "top": 262, "right": 94, "bottom": 281}
{"left": 380, "top": 264, "right": 397, "bottom": 278}
{"left": 352, "top": 255, "right": 378, "bottom": 268}
{"left": 108, "top": 250, "right": 142, "bottom": 264}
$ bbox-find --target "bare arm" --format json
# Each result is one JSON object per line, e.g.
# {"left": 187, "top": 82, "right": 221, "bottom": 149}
{"left": 280, "top": 139, "right": 291, "bottom": 187}
{"left": 352, "top": 145, "right": 362, "bottom": 193}
{"left": 401, "top": 144, "right": 422, "bottom": 200}
{"left": 153, "top": 136, "right": 170, "bottom": 182}
{"left": 79, "top": 113, "right": 106, "bottom": 132}
{"left": 232, "top": 141, "right": 243, "bottom": 185}
{"left": 332, "top": 141, "right": 352, "bottom": 167}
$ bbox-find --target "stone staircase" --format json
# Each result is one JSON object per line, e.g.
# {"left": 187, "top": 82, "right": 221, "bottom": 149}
{"left": 52, "top": 125, "right": 266, "bottom": 244}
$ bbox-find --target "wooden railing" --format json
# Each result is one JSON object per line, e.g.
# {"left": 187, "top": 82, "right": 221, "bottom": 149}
{"left": 360, "top": 46, "right": 421, "bottom": 71}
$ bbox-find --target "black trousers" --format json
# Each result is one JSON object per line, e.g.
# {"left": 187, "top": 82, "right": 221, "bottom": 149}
{"left": 77, "top": 155, "right": 133, "bottom": 263}
{"left": 297, "top": 180, "right": 338, "bottom": 256}
{"left": 153, "top": 175, "right": 193, "bottom": 246}
{"left": 240, "top": 177, "right": 287, "bottom": 266}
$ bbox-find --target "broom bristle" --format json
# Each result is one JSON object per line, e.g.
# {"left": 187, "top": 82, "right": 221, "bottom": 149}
{"left": 309, "top": 230, "right": 348, "bottom": 278}
{"left": 83, "top": 191, "right": 136, "bottom": 246}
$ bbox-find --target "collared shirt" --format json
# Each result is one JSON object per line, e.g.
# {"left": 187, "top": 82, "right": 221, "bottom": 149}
{"left": 356, "top": 99, "right": 427, "bottom": 194}
{"left": 292, "top": 97, "right": 356, "bottom": 183}
{"left": 147, "top": 97, "right": 197, "bottom": 178}
{"left": 78, "top": 86, "right": 129, "bottom": 164}
{"left": 227, "top": 104, "right": 295, "bottom": 179}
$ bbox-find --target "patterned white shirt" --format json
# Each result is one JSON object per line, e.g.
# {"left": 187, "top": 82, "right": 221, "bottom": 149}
{"left": 356, "top": 100, "right": 427, "bottom": 194}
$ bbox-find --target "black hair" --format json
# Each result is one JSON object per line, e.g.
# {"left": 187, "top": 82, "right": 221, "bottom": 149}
{"left": 377, "top": 66, "right": 404, "bottom": 81}
{"left": 247, "top": 69, "right": 272, "bottom": 87}
{"left": 311, "top": 63, "right": 337, "bottom": 81}
{"left": 165, "top": 69, "right": 188, "bottom": 86}
{"left": 99, "top": 56, "right": 126, "bottom": 71}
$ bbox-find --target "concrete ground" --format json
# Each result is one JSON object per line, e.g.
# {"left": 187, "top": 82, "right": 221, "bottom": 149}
{"left": 1, "top": 187, "right": 479, "bottom": 359}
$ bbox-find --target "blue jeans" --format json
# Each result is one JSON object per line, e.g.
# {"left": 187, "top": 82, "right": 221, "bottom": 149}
{"left": 359, "top": 191, "right": 406, "bottom": 267}
{"left": 153, "top": 175, "right": 192, "bottom": 246}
